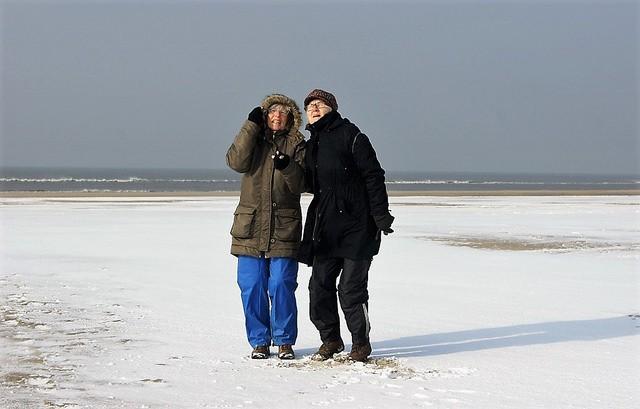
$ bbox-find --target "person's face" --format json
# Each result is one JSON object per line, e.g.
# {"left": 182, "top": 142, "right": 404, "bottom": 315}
{"left": 267, "top": 105, "right": 290, "bottom": 131}
{"left": 305, "top": 99, "right": 332, "bottom": 125}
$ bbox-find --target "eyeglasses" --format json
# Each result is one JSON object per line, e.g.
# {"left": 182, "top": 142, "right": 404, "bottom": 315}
{"left": 268, "top": 107, "right": 291, "bottom": 115}
{"left": 305, "top": 102, "right": 330, "bottom": 112}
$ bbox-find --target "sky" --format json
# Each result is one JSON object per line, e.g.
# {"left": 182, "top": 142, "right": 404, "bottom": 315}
{"left": 1, "top": 0, "right": 638, "bottom": 174}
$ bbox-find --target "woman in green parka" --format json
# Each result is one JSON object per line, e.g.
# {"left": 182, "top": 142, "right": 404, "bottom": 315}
{"left": 226, "top": 94, "right": 305, "bottom": 360}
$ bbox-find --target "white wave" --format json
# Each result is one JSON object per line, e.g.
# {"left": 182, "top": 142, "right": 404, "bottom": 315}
{"left": 0, "top": 177, "right": 239, "bottom": 183}
{"left": 386, "top": 180, "right": 471, "bottom": 185}
{"left": 385, "top": 180, "right": 639, "bottom": 185}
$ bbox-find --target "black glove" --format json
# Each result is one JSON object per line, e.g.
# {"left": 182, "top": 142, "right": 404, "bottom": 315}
{"left": 373, "top": 213, "right": 394, "bottom": 235}
{"left": 272, "top": 150, "right": 290, "bottom": 170}
{"left": 247, "top": 106, "right": 264, "bottom": 128}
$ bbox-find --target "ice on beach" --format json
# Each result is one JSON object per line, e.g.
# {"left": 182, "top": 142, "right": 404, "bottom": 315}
{"left": 1, "top": 195, "right": 638, "bottom": 408}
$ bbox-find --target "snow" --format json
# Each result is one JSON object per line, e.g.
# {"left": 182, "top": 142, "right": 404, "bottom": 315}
{"left": 1, "top": 195, "right": 638, "bottom": 408}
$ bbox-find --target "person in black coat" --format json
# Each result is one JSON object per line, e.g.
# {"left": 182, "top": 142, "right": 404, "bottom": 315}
{"left": 299, "top": 89, "right": 394, "bottom": 362}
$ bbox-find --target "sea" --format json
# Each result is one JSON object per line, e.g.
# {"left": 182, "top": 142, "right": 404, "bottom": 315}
{"left": 0, "top": 167, "right": 638, "bottom": 193}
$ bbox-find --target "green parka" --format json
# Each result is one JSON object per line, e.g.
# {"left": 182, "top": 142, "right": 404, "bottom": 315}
{"left": 226, "top": 94, "right": 306, "bottom": 258}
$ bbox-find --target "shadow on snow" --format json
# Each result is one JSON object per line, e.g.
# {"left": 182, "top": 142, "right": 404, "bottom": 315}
{"left": 370, "top": 315, "right": 639, "bottom": 358}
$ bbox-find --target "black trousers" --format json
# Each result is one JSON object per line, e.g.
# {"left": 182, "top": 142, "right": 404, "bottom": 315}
{"left": 309, "top": 257, "right": 372, "bottom": 345}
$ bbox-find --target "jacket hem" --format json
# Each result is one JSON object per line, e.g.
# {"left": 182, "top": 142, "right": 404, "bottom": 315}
{"left": 231, "top": 244, "right": 299, "bottom": 259}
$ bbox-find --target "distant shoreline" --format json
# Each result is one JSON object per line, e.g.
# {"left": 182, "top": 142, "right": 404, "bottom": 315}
{"left": 1, "top": 189, "right": 638, "bottom": 198}
{"left": 3, "top": 168, "right": 637, "bottom": 195}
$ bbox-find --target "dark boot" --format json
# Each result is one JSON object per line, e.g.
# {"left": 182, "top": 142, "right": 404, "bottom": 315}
{"left": 277, "top": 344, "right": 295, "bottom": 360}
{"left": 311, "top": 339, "right": 345, "bottom": 361}
{"left": 251, "top": 345, "right": 270, "bottom": 359}
{"left": 348, "top": 341, "right": 372, "bottom": 362}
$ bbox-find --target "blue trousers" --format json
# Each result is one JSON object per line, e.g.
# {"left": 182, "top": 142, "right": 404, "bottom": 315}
{"left": 237, "top": 255, "right": 298, "bottom": 348}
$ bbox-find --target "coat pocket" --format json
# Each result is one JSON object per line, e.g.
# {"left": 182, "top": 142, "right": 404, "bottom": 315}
{"left": 273, "top": 208, "right": 302, "bottom": 242}
{"left": 231, "top": 205, "right": 256, "bottom": 239}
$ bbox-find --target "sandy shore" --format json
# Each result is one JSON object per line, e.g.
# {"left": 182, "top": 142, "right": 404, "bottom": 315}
{"left": 0, "top": 189, "right": 638, "bottom": 198}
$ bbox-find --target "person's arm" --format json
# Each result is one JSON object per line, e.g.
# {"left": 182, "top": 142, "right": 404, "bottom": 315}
{"left": 274, "top": 139, "right": 306, "bottom": 194}
{"left": 352, "top": 132, "right": 394, "bottom": 233}
{"left": 226, "top": 107, "right": 263, "bottom": 173}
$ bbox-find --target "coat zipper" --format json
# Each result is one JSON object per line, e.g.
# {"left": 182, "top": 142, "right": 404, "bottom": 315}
{"left": 267, "top": 132, "right": 277, "bottom": 251}
{"left": 312, "top": 204, "right": 320, "bottom": 242}
{"left": 311, "top": 136, "right": 320, "bottom": 243}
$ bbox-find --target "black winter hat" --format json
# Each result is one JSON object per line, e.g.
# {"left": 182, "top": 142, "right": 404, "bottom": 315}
{"left": 304, "top": 89, "right": 338, "bottom": 111}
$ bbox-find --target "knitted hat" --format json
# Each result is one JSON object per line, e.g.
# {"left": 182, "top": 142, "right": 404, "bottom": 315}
{"left": 304, "top": 89, "right": 338, "bottom": 111}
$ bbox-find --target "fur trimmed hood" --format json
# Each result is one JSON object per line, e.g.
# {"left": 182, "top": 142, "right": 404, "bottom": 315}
{"left": 260, "top": 94, "right": 303, "bottom": 142}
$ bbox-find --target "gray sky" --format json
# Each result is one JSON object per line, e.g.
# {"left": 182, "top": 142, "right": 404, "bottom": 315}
{"left": 1, "top": 0, "right": 638, "bottom": 174}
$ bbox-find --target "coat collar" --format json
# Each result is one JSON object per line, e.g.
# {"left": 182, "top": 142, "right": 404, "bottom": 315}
{"left": 262, "top": 127, "right": 304, "bottom": 147}
{"left": 306, "top": 110, "right": 342, "bottom": 135}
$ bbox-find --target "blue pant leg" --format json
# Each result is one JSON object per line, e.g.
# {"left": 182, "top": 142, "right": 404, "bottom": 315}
{"left": 237, "top": 255, "right": 271, "bottom": 348}
{"left": 268, "top": 257, "right": 298, "bottom": 345}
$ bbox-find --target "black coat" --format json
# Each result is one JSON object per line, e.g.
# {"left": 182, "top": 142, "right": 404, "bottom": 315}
{"left": 298, "top": 111, "right": 390, "bottom": 265}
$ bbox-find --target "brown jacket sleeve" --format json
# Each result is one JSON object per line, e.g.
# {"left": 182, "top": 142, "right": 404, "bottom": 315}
{"left": 226, "top": 120, "right": 260, "bottom": 173}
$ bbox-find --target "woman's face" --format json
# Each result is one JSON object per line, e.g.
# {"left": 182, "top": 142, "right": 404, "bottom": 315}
{"left": 267, "top": 104, "right": 290, "bottom": 131}
{"left": 305, "top": 99, "right": 332, "bottom": 125}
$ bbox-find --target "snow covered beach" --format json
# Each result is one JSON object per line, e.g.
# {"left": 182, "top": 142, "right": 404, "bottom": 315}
{"left": 1, "top": 194, "right": 638, "bottom": 408}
